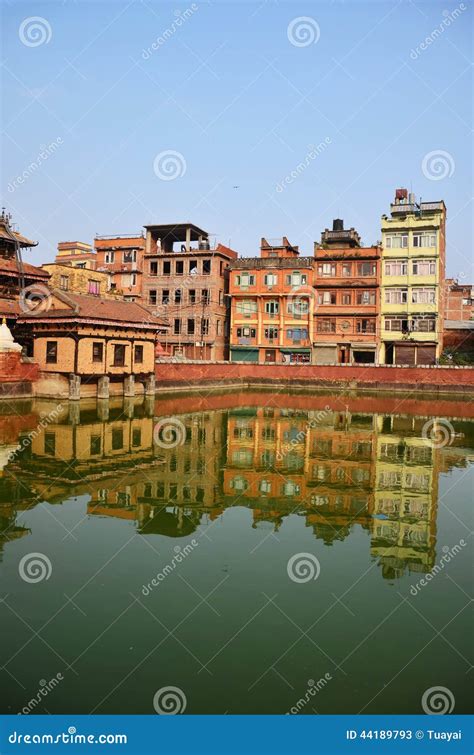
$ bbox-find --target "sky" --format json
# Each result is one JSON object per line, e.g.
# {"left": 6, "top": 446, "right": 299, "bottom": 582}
{"left": 1, "top": 0, "right": 472, "bottom": 278}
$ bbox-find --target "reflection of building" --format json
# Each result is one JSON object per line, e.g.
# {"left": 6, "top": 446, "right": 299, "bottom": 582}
{"left": 229, "top": 237, "right": 313, "bottom": 363}
{"left": 380, "top": 189, "right": 446, "bottom": 365}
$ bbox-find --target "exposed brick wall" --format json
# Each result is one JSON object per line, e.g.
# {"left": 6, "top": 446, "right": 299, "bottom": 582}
{"left": 156, "top": 360, "right": 474, "bottom": 393}
{"left": 0, "top": 352, "right": 40, "bottom": 382}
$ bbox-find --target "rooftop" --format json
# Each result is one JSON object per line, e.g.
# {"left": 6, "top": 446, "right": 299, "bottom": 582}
{"left": 144, "top": 223, "right": 209, "bottom": 242}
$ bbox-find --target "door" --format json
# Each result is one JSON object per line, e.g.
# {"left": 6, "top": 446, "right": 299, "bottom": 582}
{"left": 265, "top": 349, "right": 276, "bottom": 362}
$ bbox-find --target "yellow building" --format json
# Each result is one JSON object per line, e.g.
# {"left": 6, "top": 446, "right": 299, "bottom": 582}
{"left": 380, "top": 189, "right": 446, "bottom": 365}
{"left": 41, "top": 263, "right": 111, "bottom": 298}
{"left": 55, "top": 241, "right": 97, "bottom": 269}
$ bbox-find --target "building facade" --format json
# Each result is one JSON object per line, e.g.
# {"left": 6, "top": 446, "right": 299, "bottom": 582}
{"left": 41, "top": 263, "right": 111, "bottom": 298}
{"left": 444, "top": 278, "right": 474, "bottom": 321}
{"left": 94, "top": 234, "right": 145, "bottom": 301}
{"left": 229, "top": 238, "right": 314, "bottom": 364}
{"left": 142, "top": 223, "right": 237, "bottom": 360}
{"left": 55, "top": 241, "right": 97, "bottom": 269}
{"left": 313, "top": 220, "right": 381, "bottom": 365}
{"left": 380, "top": 189, "right": 446, "bottom": 365}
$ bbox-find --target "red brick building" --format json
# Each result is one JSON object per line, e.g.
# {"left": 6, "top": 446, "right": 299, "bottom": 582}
{"left": 313, "top": 220, "right": 381, "bottom": 365}
{"left": 444, "top": 278, "right": 474, "bottom": 321}
{"left": 94, "top": 234, "right": 145, "bottom": 301}
{"left": 142, "top": 223, "right": 237, "bottom": 360}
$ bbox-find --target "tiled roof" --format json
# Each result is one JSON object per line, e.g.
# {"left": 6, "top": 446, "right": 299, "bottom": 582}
{"left": 0, "top": 222, "right": 37, "bottom": 248}
{"left": 0, "top": 259, "right": 50, "bottom": 279}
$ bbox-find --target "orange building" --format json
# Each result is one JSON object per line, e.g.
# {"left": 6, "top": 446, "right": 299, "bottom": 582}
{"left": 229, "top": 237, "right": 314, "bottom": 363}
{"left": 313, "top": 220, "right": 381, "bottom": 365}
{"left": 94, "top": 234, "right": 145, "bottom": 301}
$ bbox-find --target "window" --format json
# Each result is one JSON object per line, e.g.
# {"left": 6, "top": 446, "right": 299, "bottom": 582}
{"left": 342, "top": 263, "right": 352, "bottom": 277}
{"left": 318, "top": 291, "right": 336, "bottom": 305}
{"left": 219, "top": 290, "right": 223, "bottom": 305}
{"left": 356, "top": 291, "right": 375, "bottom": 305}
{"left": 88, "top": 279, "right": 100, "bottom": 296}
{"left": 413, "top": 233, "right": 436, "bottom": 248}
{"left": 174, "top": 319, "right": 181, "bottom": 335}
{"left": 236, "top": 299, "right": 257, "bottom": 315}
{"left": 132, "top": 428, "right": 141, "bottom": 447}
{"left": 176, "top": 260, "right": 184, "bottom": 275}
{"left": 203, "top": 259, "right": 211, "bottom": 275}
{"left": 385, "top": 234, "right": 408, "bottom": 249}
{"left": 264, "top": 273, "right": 278, "bottom": 286}
{"left": 342, "top": 293, "right": 351, "bottom": 305}
{"left": 356, "top": 319, "right": 376, "bottom": 333}
{"left": 201, "top": 319, "right": 209, "bottom": 336}
{"left": 385, "top": 288, "right": 408, "bottom": 304}
{"left": 412, "top": 288, "right": 436, "bottom": 304}
{"left": 134, "top": 344, "right": 143, "bottom": 363}
{"left": 90, "top": 435, "right": 101, "bottom": 455}
{"left": 112, "top": 428, "right": 123, "bottom": 450}
{"left": 286, "top": 271, "right": 307, "bottom": 287}
{"left": 216, "top": 320, "right": 221, "bottom": 336}
{"left": 357, "top": 262, "right": 376, "bottom": 276}
{"left": 123, "top": 249, "right": 137, "bottom": 263}
{"left": 264, "top": 327, "right": 278, "bottom": 339}
{"left": 236, "top": 273, "right": 255, "bottom": 288}
{"left": 412, "top": 259, "right": 436, "bottom": 275}
{"left": 44, "top": 432, "right": 56, "bottom": 456}
{"left": 265, "top": 300, "right": 279, "bottom": 315}
{"left": 236, "top": 327, "right": 256, "bottom": 338}
{"left": 202, "top": 289, "right": 210, "bottom": 304}
{"left": 174, "top": 289, "right": 182, "bottom": 304}
{"left": 113, "top": 344, "right": 126, "bottom": 366}
{"left": 187, "top": 319, "right": 195, "bottom": 335}
{"left": 59, "top": 275, "right": 69, "bottom": 290}
{"left": 318, "top": 263, "right": 336, "bottom": 277}
{"left": 92, "top": 342, "right": 103, "bottom": 362}
{"left": 384, "top": 316, "right": 409, "bottom": 332}
{"left": 46, "top": 341, "right": 57, "bottom": 364}
{"left": 412, "top": 317, "right": 436, "bottom": 332}
{"left": 162, "top": 290, "right": 169, "bottom": 304}
{"left": 385, "top": 260, "right": 407, "bottom": 276}
{"left": 317, "top": 319, "right": 336, "bottom": 333}
{"left": 189, "top": 289, "right": 196, "bottom": 304}
{"left": 104, "top": 251, "right": 115, "bottom": 263}
{"left": 189, "top": 259, "right": 198, "bottom": 274}
{"left": 287, "top": 328, "right": 308, "bottom": 341}
{"left": 149, "top": 290, "right": 157, "bottom": 305}
{"left": 287, "top": 298, "right": 309, "bottom": 315}
{"left": 163, "top": 261, "right": 171, "bottom": 275}
{"left": 259, "top": 480, "right": 272, "bottom": 494}
{"left": 150, "top": 261, "right": 158, "bottom": 276}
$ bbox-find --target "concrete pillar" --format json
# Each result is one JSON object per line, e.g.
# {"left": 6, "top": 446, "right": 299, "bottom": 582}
{"left": 69, "top": 373, "right": 81, "bottom": 400}
{"left": 145, "top": 373, "right": 156, "bottom": 396}
{"left": 68, "top": 402, "right": 80, "bottom": 425}
{"left": 144, "top": 394, "right": 154, "bottom": 417}
{"left": 97, "top": 399, "right": 109, "bottom": 422}
{"left": 185, "top": 226, "right": 191, "bottom": 251}
{"left": 97, "top": 375, "right": 110, "bottom": 399}
{"left": 123, "top": 396, "right": 134, "bottom": 419}
{"left": 124, "top": 374, "right": 135, "bottom": 397}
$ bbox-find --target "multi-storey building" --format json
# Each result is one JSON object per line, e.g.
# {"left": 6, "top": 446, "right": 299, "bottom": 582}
{"left": 142, "top": 222, "right": 237, "bottom": 360}
{"left": 444, "top": 278, "right": 474, "bottom": 321}
{"left": 94, "top": 234, "right": 145, "bottom": 301}
{"left": 55, "top": 241, "right": 97, "bottom": 269}
{"left": 380, "top": 189, "right": 446, "bottom": 365}
{"left": 313, "top": 220, "right": 381, "bottom": 365}
{"left": 41, "top": 262, "right": 111, "bottom": 298}
{"left": 229, "top": 237, "right": 314, "bottom": 363}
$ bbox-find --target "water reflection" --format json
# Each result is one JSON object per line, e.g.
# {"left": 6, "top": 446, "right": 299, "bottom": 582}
{"left": 0, "top": 395, "right": 472, "bottom": 579}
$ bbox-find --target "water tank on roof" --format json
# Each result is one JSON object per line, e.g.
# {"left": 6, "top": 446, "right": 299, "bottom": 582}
{"left": 332, "top": 219, "right": 344, "bottom": 231}
{"left": 199, "top": 240, "right": 210, "bottom": 250}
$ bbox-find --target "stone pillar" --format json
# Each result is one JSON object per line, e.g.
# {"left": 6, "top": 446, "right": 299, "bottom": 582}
{"left": 123, "top": 374, "right": 135, "bottom": 397}
{"left": 123, "top": 396, "right": 134, "bottom": 419}
{"left": 69, "top": 373, "right": 81, "bottom": 400}
{"left": 145, "top": 373, "right": 156, "bottom": 396}
{"left": 97, "top": 376, "right": 110, "bottom": 400}
{"left": 97, "top": 399, "right": 109, "bottom": 422}
{"left": 144, "top": 394, "right": 154, "bottom": 417}
{"left": 68, "top": 401, "right": 80, "bottom": 424}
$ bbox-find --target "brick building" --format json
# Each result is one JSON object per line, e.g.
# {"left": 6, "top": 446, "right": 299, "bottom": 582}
{"left": 444, "top": 278, "right": 474, "bottom": 321}
{"left": 313, "top": 220, "right": 381, "bottom": 364}
{"left": 94, "top": 234, "right": 145, "bottom": 301}
{"left": 229, "top": 237, "right": 314, "bottom": 363}
{"left": 41, "top": 262, "right": 111, "bottom": 298}
{"left": 55, "top": 241, "right": 97, "bottom": 269}
{"left": 142, "top": 222, "right": 237, "bottom": 360}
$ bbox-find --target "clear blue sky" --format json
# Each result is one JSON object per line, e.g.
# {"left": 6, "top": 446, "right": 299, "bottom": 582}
{"left": 1, "top": 0, "right": 472, "bottom": 277}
